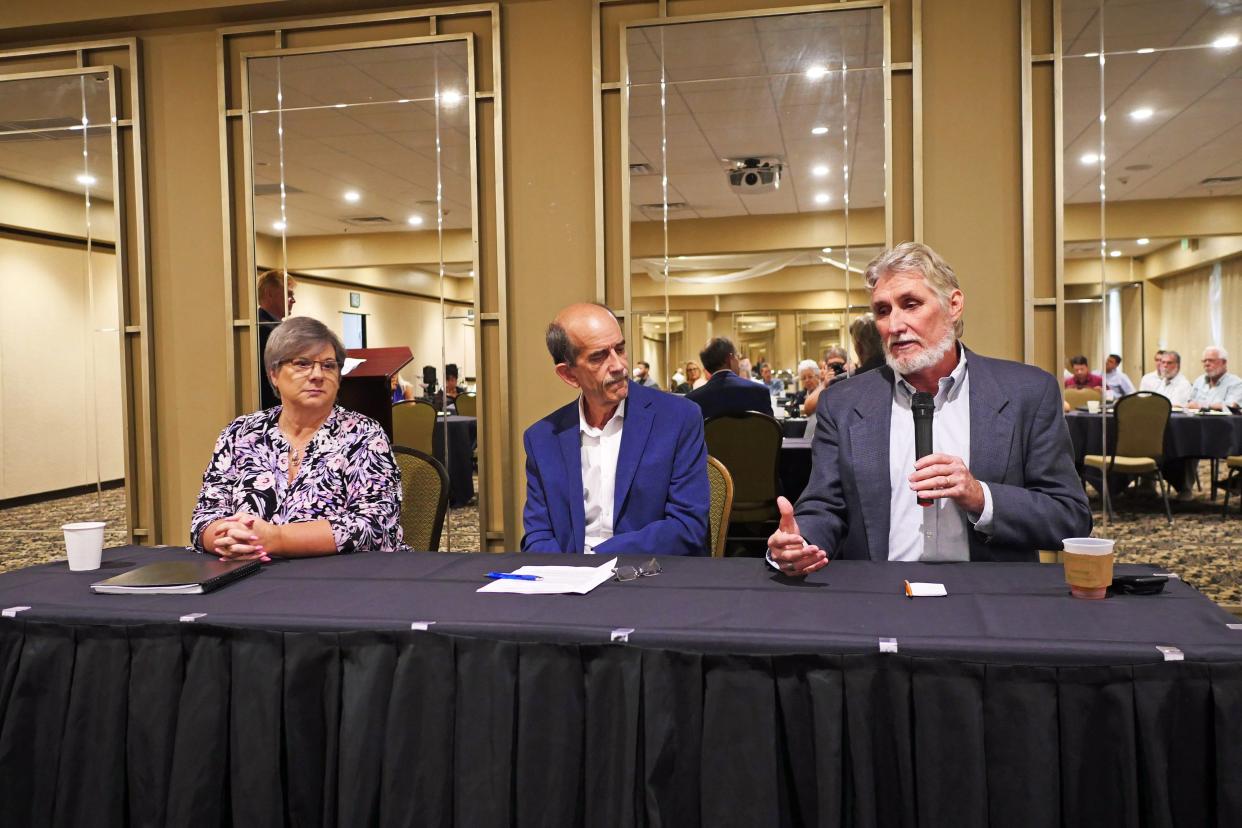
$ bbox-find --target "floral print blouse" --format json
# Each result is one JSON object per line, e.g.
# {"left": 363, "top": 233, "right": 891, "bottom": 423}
{"left": 190, "top": 406, "right": 405, "bottom": 553}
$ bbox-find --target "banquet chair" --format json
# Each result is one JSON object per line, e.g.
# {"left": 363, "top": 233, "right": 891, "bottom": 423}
{"left": 1222, "top": 456, "right": 1242, "bottom": 519}
{"left": 704, "top": 411, "right": 783, "bottom": 524}
{"left": 706, "top": 456, "right": 734, "bottom": 558}
{"left": 392, "top": 446, "right": 449, "bottom": 550}
{"left": 1064, "top": 387, "right": 1103, "bottom": 409}
{"left": 455, "top": 393, "right": 477, "bottom": 417}
{"left": 1083, "top": 391, "right": 1172, "bottom": 523}
{"left": 392, "top": 399, "right": 436, "bottom": 455}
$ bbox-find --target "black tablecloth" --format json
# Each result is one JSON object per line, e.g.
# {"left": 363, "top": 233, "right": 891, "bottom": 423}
{"left": 781, "top": 436, "right": 813, "bottom": 502}
{"left": 2, "top": 547, "right": 1241, "bottom": 826}
{"left": 1065, "top": 410, "right": 1242, "bottom": 466}
{"left": 782, "top": 417, "right": 809, "bottom": 438}
{"left": 431, "top": 414, "right": 476, "bottom": 507}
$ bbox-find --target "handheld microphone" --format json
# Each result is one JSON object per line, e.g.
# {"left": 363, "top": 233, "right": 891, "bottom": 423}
{"left": 911, "top": 391, "right": 935, "bottom": 506}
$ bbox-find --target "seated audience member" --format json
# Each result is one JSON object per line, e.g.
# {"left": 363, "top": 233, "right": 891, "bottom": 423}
{"left": 1103, "top": 353, "right": 1135, "bottom": 399}
{"left": 428, "top": 363, "right": 462, "bottom": 411}
{"left": 1138, "top": 349, "right": 1166, "bottom": 391}
{"left": 687, "top": 337, "right": 774, "bottom": 420}
{"left": 669, "top": 368, "right": 686, "bottom": 391}
{"left": 1188, "top": 346, "right": 1242, "bottom": 410}
{"left": 791, "top": 360, "right": 820, "bottom": 412}
{"left": 192, "top": 316, "right": 404, "bottom": 558}
{"left": 633, "top": 360, "right": 660, "bottom": 388}
{"left": 824, "top": 346, "right": 848, "bottom": 378}
{"left": 760, "top": 363, "right": 784, "bottom": 395}
{"left": 1141, "top": 350, "right": 1192, "bottom": 405}
{"left": 1064, "top": 355, "right": 1102, "bottom": 390}
{"left": 256, "top": 269, "right": 296, "bottom": 409}
{"left": 673, "top": 361, "right": 703, "bottom": 394}
{"left": 737, "top": 357, "right": 754, "bottom": 380}
{"left": 850, "top": 313, "right": 886, "bottom": 375}
{"left": 522, "top": 303, "right": 709, "bottom": 555}
{"left": 801, "top": 339, "right": 872, "bottom": 417}
{"left": 390, "top": 372, "right": 415, "bottom": 404}
{"left": 768, "top": 242, "right": 1090, "bottom": 573}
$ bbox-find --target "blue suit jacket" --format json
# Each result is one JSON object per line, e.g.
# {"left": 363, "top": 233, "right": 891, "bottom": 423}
{"left": 686, "top": 370, "right": 773, "bottom": 420}
{"left": 522, "top": 380, "right": 709, "bottom": 555}
{"left": 795, "top": 348, "right": 1092, "bottom": 561}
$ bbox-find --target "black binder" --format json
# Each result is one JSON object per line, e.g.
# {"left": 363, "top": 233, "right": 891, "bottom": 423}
{"left": 90, "top": 558, "right": 261, "bottom": 594}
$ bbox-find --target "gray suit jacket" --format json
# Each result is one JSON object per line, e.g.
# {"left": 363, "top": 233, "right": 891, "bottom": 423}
{"left": 795, "top": 348, "right": 1091, "bottom": 561}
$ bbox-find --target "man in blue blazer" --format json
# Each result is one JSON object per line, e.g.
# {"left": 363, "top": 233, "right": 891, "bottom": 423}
{"left": 768, "top": 243, "right": 1091, "bottom": 574}
{"left": 686, "top": 337, "right": 774, "bottom": 420}
{"left": 522, "top": 303, "right": 709, "bottom": 555}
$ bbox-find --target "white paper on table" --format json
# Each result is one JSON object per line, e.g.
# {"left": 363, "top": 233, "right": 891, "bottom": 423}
{"left": 477, "top": 557, "right": 619, "bottom": 595}
{"left": 907, "top": 582, "right": 948, "bottom": 597}
{"left": 341, "top": 357, "right": 366, "bottom": 376}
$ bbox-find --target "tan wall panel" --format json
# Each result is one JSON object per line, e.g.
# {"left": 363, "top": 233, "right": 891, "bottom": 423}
{"left": 0, "top": 178, "right": 116, "bottom": 243}
{"left": 1139, "top": 235, "right": 1242, "bottom": 281}
{"left": 505, "top": 0, "right": 598, "bottom": 536}
{"left": 1032, "top": 304, "right": 1056, "bottom": 375}
{"left": 0, "top": 237, "right": 123, "bottom": 498}
{"left": 1032, "top": 61, "right": 1055, "bottom": 298}
{"left": 144, "top": 29, "right": 231, "bottom": 546}
{"left": 1065, "top": 196, "right": 1242, "bottom": 242}
{"left": 889, "top": 69, "right": 915, "bottom": 244}
{"left": 282, "top": 20, "right": 432, "bottom": 51}
{"left": 637, "top": 208, "right": 885, "bottom": 257}
{"left": 921, "top": 0, "right": 1023, "bottom": 360}
{"left": 1121, "top": 284, "right": 1143, "bottom": 384}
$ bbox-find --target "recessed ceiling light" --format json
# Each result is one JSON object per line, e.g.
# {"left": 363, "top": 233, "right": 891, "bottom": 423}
{"left": 1137, "top": 238, "right": 1150, "bottom": 246}
{"left": 821, "top": 246, "right": 833, "bottom": 253}
{"left": 1130, "top": 107, "right": 1154, "bottom": 121}
{"left": 1084, "top": 52, "right": 1099, "bottom": 58}
{"left": 273, "top": 220, "right": 287, "bottom": 231}
{"left": 440, "top": 89, "right": 463, "bottom": 106}
{"left": 811, "top": 125, "right": 829, "bottom": 135}
{"left": 1212, "top": 34, "right": 1239, "bottom": 50}
{"left": 1109, "top": 250, "right": 1121, "bottom": 258}
{"left": 75, "top": 173, "right": 96, "bottom": 186}
{"left": 407, "top": 215, "right": 424, "bottom": 227}
{"left": 814, "top": 193, "right": 831, "bottom": 205}
{"left": 343, "top": 190, "right": 361, "bottom": 203}
{"left": 1137, "top": 47, "right": 1155, "bottom": 54}
{"left": 805, "top": 65, "right": 828, "bottom": 80}
{"left": 812, "top": 164, "right": 829, "bottom": 177}
{"left": 1080, "top": 152, "right": 1102, "bottom": 165}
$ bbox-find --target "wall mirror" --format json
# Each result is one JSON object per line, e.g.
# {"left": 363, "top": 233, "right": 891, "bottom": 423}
{"left": 244, "top": 37, "right": 481, "bottom": 551}
{"left": 623, "top": 4, "right": 886, "bottom": 395}
{"left": 1062, "top": 0, "right": 1242, "bottom": 396}
{"left": 0, "top": 68, "right": 129, "bottom": 551}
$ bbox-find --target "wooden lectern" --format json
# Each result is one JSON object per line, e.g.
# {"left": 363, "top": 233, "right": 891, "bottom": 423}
{"left": 338, "top": 347, "right": 412, "bottom": 440}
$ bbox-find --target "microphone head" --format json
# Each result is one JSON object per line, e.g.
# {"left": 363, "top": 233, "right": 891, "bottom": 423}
{"left": 911, "top": 391, "right": 935, "bottom": 416}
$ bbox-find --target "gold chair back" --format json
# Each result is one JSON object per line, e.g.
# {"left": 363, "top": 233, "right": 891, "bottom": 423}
{"left": 1064, "top": 387, "right": 1103, "bottom": 409}
{"left": 455, "top": 393, "right": 477, "bottom": 417}
{"left": 392, "top": 446, "right": 449, "bottom": 551}
{"left": 392, "top": 400, "right": 436, "bottom": 456}
{"left": 706, "top": 455, "right": 734, "bottom": 558}
{"left": 1113, "top": 392, "right": 1170, "bottom": 463}
{"left": 704, "top": 412, "right": 783, "bottom": 523}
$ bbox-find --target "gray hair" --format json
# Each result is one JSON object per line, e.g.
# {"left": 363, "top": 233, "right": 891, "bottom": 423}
{"left": 864, "top": 241, "right": 964, "bottom": 338}
{"left": 824, "top": 346, "right": 848, "bottom": 363}
{"left": 545, "top": 302, "right": 617, "bottom": 366}
{"left": 264, "top": 316, "right": 346, "bottom": 378}
{"left": 1204, "top": 345, "right": 1229, "bottom": 361}
{"left": 797, "top": 359, "right": 820, "bottom": 376}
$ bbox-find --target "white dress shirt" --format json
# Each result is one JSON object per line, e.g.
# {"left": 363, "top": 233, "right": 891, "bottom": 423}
{"left": 1139, "top": 371, "right": 1192, "bottom": 406}
{"left": 580, "top": 398, "right": 626, "bottom": 552}
{"left": 1189, "top": 372, "right": 1242, "bottom": 408}
{"left": 887, "top": 350, "right": 994, "bottom": 562}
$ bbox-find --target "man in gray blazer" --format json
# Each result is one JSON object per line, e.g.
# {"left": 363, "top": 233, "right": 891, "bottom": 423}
{"left": 768, "top": 242, "right": 1091, "bottom": 574}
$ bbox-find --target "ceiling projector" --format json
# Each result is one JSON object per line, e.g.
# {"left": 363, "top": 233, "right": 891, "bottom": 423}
{"left": 727, "top": 157, "right": 783, "bottom": 193}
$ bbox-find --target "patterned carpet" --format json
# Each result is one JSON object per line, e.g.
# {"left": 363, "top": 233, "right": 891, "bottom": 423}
{"left": 2, "top": 473, "right": 1239, "bottom": 607}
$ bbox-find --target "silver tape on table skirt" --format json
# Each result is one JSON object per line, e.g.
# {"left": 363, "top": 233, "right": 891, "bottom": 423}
{"left": 2, "top": 606, "right": 31, "bottom": 618}
{"left": 879, "top": 637, "right": 899, "bottom": 654}
{"left": 611, "top": 628, "right": 635, "bottom": 643}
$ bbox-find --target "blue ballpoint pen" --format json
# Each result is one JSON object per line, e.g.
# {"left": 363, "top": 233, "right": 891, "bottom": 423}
{"left": 486, "top": 572, "right": 542, "bottom": 581}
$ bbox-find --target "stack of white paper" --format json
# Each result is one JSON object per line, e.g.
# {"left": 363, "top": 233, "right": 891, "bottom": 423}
{"left": 477, "top": 557, "right": 618, "bottom": 595}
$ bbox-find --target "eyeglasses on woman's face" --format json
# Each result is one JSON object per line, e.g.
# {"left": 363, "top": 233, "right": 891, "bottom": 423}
{"left": 282, "top": 357, "right": 341, "bottom": 377}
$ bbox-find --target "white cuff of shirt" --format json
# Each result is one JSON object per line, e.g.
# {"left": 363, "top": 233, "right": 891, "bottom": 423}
{"left": 969, "top": 482, "right": 994, "bottom": 535}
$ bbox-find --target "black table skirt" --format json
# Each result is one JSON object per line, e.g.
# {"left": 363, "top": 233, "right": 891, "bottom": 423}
{"left": 781, "top": 437, "right": 813, "bottom": 503}
{"left": 3, "top": 620, "right": 1241, "bottom": 827}
{"left": 431, "top": 415, "right": 476, "bottom": 507}
{"left": 1065, "top": 411, "right": 1242, "bottom": 466}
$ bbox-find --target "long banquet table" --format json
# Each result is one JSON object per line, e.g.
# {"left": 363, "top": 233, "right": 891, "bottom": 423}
{"left": 1064, "top": 409, "right": 1242, "bottom": 467}
{"left": 2, "top": 546, "right": 1241, "bottom": 827}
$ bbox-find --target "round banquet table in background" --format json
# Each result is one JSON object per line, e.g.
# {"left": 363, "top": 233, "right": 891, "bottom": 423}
{"left": 431, "top": 414, "right": 476, "bottom": 507}
{"left": 1064, "top": 411, "right": 1242, "bottom": 467}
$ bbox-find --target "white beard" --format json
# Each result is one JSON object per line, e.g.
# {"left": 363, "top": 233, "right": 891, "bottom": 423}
{"left": 885, "top": 325, "right": 957, "bottom": 376}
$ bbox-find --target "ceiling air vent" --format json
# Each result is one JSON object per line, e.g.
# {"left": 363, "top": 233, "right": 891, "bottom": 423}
{"left": 345, "top": 215, "right": 393, "bottom": 225}
{"left": 638, "top": 201, "right": 688, "bottom": 212}
{"left": 252, "top": 183, "right": 305, "bottom": 196}
{"left": 1199, "top": 175, "right": 1242, "bottom": 186}
{"left": 0, "top": 116, "right": 86, "bottom": 143}
{"left": 629, "top": 163, "right": 656, "bottom": 175}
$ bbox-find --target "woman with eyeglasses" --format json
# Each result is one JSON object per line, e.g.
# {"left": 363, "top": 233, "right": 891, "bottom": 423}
{"left": 191, "top": 316, "right": 404, "bottom": 558}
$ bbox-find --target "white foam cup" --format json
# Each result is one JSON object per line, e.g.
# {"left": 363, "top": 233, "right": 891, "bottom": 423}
{"left": 63, "top": 521, "right": 106, "bottom": 571}
{"left": 1062, "top": 537, "right": 1114, "bottom": 555}
{"left": 1086, "top": 400, "right": 1100, "bottom": 414}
